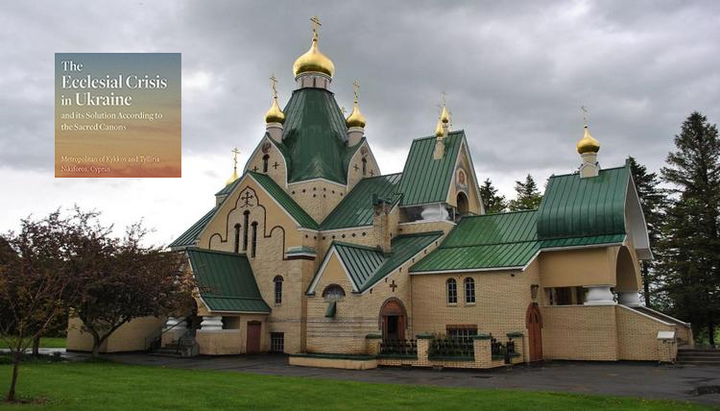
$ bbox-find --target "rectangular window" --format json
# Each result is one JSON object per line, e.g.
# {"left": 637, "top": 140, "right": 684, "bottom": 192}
{"left": 242, "top": 212, "right": 249, "bottom": 251}
{"left": 547, "top": 287, "right": 585, "bottom": 306}
{"left": 270, "top": 332, "right": 284, "bottom": 353}
{"left": 446, "top": 325, "right": 478, "bottom": 344}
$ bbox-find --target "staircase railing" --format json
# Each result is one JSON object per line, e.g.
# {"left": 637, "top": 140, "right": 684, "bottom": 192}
{"left": 145, "top": 317, "right": 188, "bottom": 351}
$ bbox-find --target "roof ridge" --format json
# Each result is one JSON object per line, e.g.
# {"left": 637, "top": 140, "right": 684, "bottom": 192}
{"left": 462, "top": 209, "right": 537, "bottom": 218}
{"left": 332, "top": 241, "right": 383, "bottom": 252}
{"left": 395, "top": 230, "right": 445, "bottom": 239}
{"left": 187, "top": 247, "right": 249, "bottom": 258}
{"left": 359, "top": 172, "right": 403, "bottom": 180}
{"left": 548, "top": 164, "right": 628, "bottom": 179}
{"left": 411, "top": 129, "right": 465, "bottom": 142}
{"left": 439, "top": 239, "right": 540, "bottom": 249}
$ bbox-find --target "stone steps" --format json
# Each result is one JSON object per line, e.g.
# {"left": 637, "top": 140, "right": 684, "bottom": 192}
{"left": 677, "top": 349, "right": 720, "bottom": 366}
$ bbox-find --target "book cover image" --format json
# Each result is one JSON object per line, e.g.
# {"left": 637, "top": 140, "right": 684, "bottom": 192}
{"left": 55, "top": 53, "right": 181, "bottom": 178}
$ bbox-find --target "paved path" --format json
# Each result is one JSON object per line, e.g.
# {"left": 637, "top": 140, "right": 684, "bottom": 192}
{"left": 103, "top": 353, "right": 720, "bottom": 407}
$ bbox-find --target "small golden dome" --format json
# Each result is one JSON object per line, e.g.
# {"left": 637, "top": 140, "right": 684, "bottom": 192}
{"left": 346, "top": 102, "right": 366, "bottom": 128}
{"left": 264, "top": 97, "right": 285, "bottom": 124}
{"left": 577, "top": 125, "right": 600, "bottom": 154}
{"left": 435, "top": 118, "right": 444, "bottom": 138}
{"left": 440, "top": 105, "right": 450, "bottom": 124}
{"left": 293, "top": 36, "right": 335, "bottom": 77}
{"left": 226, "top": 169, "right": 239, "bottom": 186}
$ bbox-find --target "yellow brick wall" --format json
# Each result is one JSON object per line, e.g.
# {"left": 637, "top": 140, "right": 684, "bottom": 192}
{"left": 411, "top": 260, "right": 540, "bottom": 361}
{"left": 243, "top": 136, "right": 288, "bottom": 190}
{"left": 346, "top": 141, "right": 381, "bottom": 192}
{"left": 66, "top": 315, "right": 164, "bottom": 353}
{"left": 542, "top": 305, "right": 619, "bottom": 361}
{"left": 616, "top": 305, "right": 674, "bottom": 361}
{"left": 287, "top": 180, "right": 347, "bottom": 223}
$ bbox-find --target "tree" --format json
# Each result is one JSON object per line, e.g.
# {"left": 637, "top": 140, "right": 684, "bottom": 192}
{"left": 0, "top": 211, "right": 75, "bottom": 402}
{"left": 479, "top": 178, "right": 508, "bottom": 214}
{"left": 660, "top": 112, "right": 720, "bottom": 346}
{"left": 508, "top": 174, "right": 543, "bottom": 211}
{"left": 72, "top": 221, "right": 192, "bottom": 359}
{"left": 628, "top": 157, "right": 667, "bottom": 308}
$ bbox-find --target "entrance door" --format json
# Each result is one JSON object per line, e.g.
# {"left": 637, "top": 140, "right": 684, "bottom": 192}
{"left": 380, "top": 299, "right": 406, "bottom": 341}
{"left": 246, "top": 321, "right": 261, "bottom": 354}
{"left": 526, "top": 303, "right": 543, "bottom": 361}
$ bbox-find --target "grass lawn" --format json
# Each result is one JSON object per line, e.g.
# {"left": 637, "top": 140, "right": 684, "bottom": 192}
{"left": 0, "top": 361, "right": 711, "bottom": 410}
{"left": 0, "top": 338, "right": 66, "bottom": 350}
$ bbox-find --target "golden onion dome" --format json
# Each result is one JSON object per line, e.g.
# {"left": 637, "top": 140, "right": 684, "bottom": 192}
{"left": 577, "top": 125, "right": 600, "bottom": 154}
{"left": 293, "top": 36, "right": 335, "bottom": 78}
{"left": 346, "top": 102, "right": 366, "bottom": 128}
{"left": 440, "top": 105, "right": 450, "bottom": 124}
{"left": 225, "top": 169, "right": 239, "bottom": 186}
{"left": 264, "top": 97, "right": 285, "bottom": 124}
{"left": 435, "top": 118, "right": 444, "bottom": 138}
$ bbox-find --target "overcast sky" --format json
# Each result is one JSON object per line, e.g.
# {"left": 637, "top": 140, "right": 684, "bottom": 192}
{"left": 1, "top": 0, "right": 719, "bottom": 246}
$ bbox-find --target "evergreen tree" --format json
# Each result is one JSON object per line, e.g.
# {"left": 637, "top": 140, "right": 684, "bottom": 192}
{"left": 660, "top": 111, "right": 720, "bottom": 346}
{"left": 479, "top": 178, "right": 508, "bottom": 214}
{"left": 628, "top": 157, "right": 667, "bottom": 308}
{"left": 508, "top": 174, "right": 543, "bottom": 211}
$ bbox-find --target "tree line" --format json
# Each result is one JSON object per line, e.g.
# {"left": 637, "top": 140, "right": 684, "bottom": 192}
{"left": 479, "top": 112, "right": 719, "bottom": 346}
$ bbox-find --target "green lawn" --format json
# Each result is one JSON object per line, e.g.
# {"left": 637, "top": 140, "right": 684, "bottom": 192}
{"left": 0, "top": 361, "right": 710, "bottom": 410}
{"left": 0, "top": 338, "right": 66, "bottom": 350}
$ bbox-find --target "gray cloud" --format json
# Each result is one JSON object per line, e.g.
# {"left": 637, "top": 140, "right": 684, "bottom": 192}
{"left": 2, "top": 0, "right": 720, "bottom": 186}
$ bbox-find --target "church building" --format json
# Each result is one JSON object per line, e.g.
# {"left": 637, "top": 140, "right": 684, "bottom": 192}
{"left": 67, "top": 18, "right": 692, "bottom": 369}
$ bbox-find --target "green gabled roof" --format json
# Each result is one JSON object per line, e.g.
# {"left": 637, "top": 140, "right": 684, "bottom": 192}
{"left": 398, "top": 131, "right": 464, "bottom": 206}
{"left": 537, "top": 165, "right": 629, "bottom": 240}
{"left": 277, "top": 88, "right": 356, "bottom": 184}
{"left": 169, "top": 207, "right": 217, "bottom": 249}
{"left": 321, "top": 173, "right": 404, "bottom": 230}
{"left": 319, "top": 231, "right": 443, "bottom": 293}
{"left": 411, "top": 211, "right": 539, "bottom": 273}
{"left": 187, "top": 248, "right": 270, "bottom": 313}
{"left": 248, "top": 171, "right": 319, "bottom": 230}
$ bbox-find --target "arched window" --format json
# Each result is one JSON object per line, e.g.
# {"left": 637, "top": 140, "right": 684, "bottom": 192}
{"left": 464, "top": 277, "right": 475, "bottom": 304}
{"left": 233, "top": 223, "right": 241, "bottom": 253}
{"left": 361, "top": 157, "right": 367, "bottom": 176}
{"left": 273, "top": 276, "right": 283, "bottom": 304}
{"left": 322, "top": 284, "right": 345, "bottom": 302}
{"left": 262, "top": 154, "right": 270, "bottom": 173}
{"left": 242, "top": 211, "right": 250, "bottom": 251}
{"left": 251, "top": 222, "right": 258, "bottom": 258}
{"left": 446, "top": 278, "right": 457, "bottom": 304}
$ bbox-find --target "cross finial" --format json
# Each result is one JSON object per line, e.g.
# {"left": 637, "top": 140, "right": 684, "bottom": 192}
{"left": 580, "top": 105, "right": 588, "bottom": 127}
{"left": 270, "top": 74, "right": 278, "bottom": 99}
{"left": 231, "top": 147, "right": 240, "bottom": 169}
{"left": 352, "top": 80, "right": 360, "bottom": 104}
{"left": 441, "top": 91, "right": 447, "bottom": 106}
{"left": 310, "top": 15, "right": 322, "bottom": 41}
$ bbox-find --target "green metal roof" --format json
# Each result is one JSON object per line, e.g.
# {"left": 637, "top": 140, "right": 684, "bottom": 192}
{"left": 537, "top": 165, "right": 629, "bottom": 240}
{"left": 411, "top": 208, "right": 628, "bottom": 274}
{"left": 276, "top": 88, "right": 358, "bottom": 184}
{"left": 169, "top": 207, "right": 217, "bottom": 249}
{"left": 248, "top": 171, "right": 319, "bottom": 230}
{"left": 187, "top": 248, "right": 271, "bottom": 313}
{"left": 321, "top": 173, "right": 404, "bottom": 230}
{"left": 411, "top": 211, "right": 539, "bottom": 272}
{"left": 328, "top": 231, "right": 443, "bottom": 293}
{"left": 398, "top": 131, "right": 464, "bottom": 206}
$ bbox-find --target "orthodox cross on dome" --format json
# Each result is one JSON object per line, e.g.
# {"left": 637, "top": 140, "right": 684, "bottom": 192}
{"left": 580, "top": 105, "right": 589, "bottom": 127}
{"left": 389, "top": 280, "right": 397, "bottom": 292}
{"left": 353, "top": 80, "right": 360, "bottom": 104}
{"left": 310, "top": 15, "right": 322, "bottom": 41}
{"left": 231, "top": 147, "right": 240, "bottom": 171}
{"left": 270, "top": 74, "right": 278, "bottom": 99}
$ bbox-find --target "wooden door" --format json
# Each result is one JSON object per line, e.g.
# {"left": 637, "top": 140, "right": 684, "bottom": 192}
{"left": 246, "top": 321, "right": 261, "bottom": 354}
{"left": 526, "top": 303, "right": 543, "bottom": 361}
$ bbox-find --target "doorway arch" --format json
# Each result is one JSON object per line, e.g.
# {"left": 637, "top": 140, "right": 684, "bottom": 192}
{"left": 379, "top": 298, "right": 407, "bottom": 341}
{"left": 456, "top": 192, "right": 469, "bottom": 215}
{"left": 526, "top": 303, "right": 543, "bottom": 361}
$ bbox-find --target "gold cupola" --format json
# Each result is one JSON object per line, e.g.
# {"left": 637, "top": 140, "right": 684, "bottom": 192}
{"left": 440, "top": 105, "right": 450, "bottom": 124}
{"left": 293, "top": 16, "right": 335, "bottom": 78}
{"left": 434, "top": 117, "right": 444, "bottom": 138}
{"left": 577, "top": 125, "right": 600, "bottom": 154}
{"left": 264, "top": 74, "right": 285, "bottom": 124}
{"left": 346, "top": 80, "right": 366, "bottom": 128}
